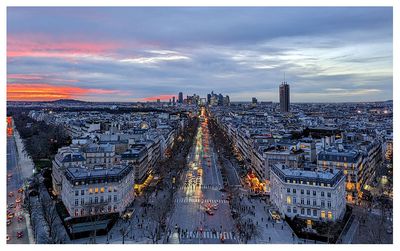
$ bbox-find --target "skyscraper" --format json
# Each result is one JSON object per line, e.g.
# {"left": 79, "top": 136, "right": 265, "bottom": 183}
{"left": 172, "top": 96, "right": 176, "bottom": 105}
{"left": 279, "top": 82, "right": 290, "bottom": 112}
{"left": 178, "top": 92, "right": 183, "bottom": 103}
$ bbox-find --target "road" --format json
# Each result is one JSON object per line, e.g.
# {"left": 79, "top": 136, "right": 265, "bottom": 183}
{"left": 6, "top": 125, "right": 30, "bottom": 244}
{"left": 167, "top": 107, "right": 238, "bottom": 244}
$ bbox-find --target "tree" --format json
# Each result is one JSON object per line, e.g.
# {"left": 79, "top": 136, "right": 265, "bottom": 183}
{"left": 39, "top": 190, "right": 60, "bottom": 243}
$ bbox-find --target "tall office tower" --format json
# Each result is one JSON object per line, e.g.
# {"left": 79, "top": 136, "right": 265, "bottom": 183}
{"left": 279, "top": 82, "right": 290, "bottom": 112}
{"left": 178, "top": 92, "right": 183, "bottom": 103}
{"left": 207, "top": 93, "right": 211, "bottom": 104}
{"left": 172, "top": 96, "right": 176, "bottom": 105}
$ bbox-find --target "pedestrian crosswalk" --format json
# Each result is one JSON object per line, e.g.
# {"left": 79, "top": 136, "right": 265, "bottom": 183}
{"left": 180, "top": 230, "right": 237, "bottom": 240}
{"left": 175, "top": 198, "right": 229, "bottom": 204}
{"left": 181, "top": 184, "right": 222, "bottom": 191}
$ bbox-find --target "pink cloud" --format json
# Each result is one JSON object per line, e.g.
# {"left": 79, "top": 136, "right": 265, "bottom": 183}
{"left": 7, "top": 34, "right": 120, "bottom": 59}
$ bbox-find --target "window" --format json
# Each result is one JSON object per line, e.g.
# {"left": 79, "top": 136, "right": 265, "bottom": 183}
{"left": 313, "top": 200, "right": 317, "bottom": 206}
{"left": 75, "top": 190, "right": 79, "bottom": 196}
{"left": 89, "top": 197, "right": 93, "bottom": 204}
{"left": 108, "top": 195, "right": 112, "bottom": 202}
{"left": 95, "top": 188, "right": 99, "bottom": 193}
{"left": 321, "top": 200, "right": 325, "bottom": 207}
{"left": 328, "top": 211, "right": 333, "bottom": 220}
{"left": 312, "top": 191, "right": 316, "bottom": 196}
{"left": 307, "top": 209, "right": 311, "bottom": 215}
{"left": 114, "top": 195, "right": 118, "bottom": 202}
{"left": 81, "top": 190, "right": 84, "bottom": 196}
{"left": 75, "top": 199, "right": 79, "bottom": 206}
{"left": 287, "top": 207, "right": 292, "bottom": 213}
{"left": 287, "top": 188, "right": 291, "bottom": 193}
{"left": 301, "top": 198, "right": 304, "bottom": 205}
{"left": 327, "top": 192, "right": 331, "bottom": 198}
{"left": 113, "top": 205, "right": 117, "bottom": 211}
{"left": 287, "top": 196, "right": 292, "bottom": 204}
{"left": 313, "top": 209, "right": 317, "bottom": 217}
{"left": 293, "top": 197, "right": 297, "bottom": 204}
{"left": 80, "top": 208, "right": 84, "bottom": 216}
{"left": 81, "top": 198, "right": 84, "bottom": 205}
{"left": 301, "top": 189, "right": 304, "bottom": 195}
{"left": 74, "top": 209, "right": 79, "bottom": 217}
{"left": 95, "top": 197, "right": 98, "bottom": 204}
{"left": 108, "top": 205, "right": 111, "bottom": 212}
{"left": 306, "top": 190, "right": 310, "bottom": 195}
{"left": 321, "top": 191, "right": 325, "bottom": 197}
{"left": 306, "top": 199, "right": 310, "bottom": 205}
{"left": 89, "top": 188, "right": 93, "bottom": 194}
{"left": 108, "top": 186, "right": 113, "bottom": 192}
{"left": 100, "top": 187, "right": 105, "bottom": 193}
{"left": 293, "top": 207, "right": 297, "bottom": 214}
{"left": 100, "top": 196, "right": 104, "bottom": 203}
{"left": 293, "top": 188, "right": 296, "bottom": 194}
{"left": 301, "top": 208, "right": 305, "bottom": 215}
{"left": 321, "top": 211, "right": 326, "bottom": 218}
{"left": 327, "top": 201, "right": 332, "bottom": 208}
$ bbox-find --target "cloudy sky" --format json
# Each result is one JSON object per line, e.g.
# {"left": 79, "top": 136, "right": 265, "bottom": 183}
{"left": 7, "top": 7, "right": 392, "bottom": 102}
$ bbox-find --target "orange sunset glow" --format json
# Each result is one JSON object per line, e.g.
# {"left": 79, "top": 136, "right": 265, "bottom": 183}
{"left": 142, "top": 94, "right": 177, "bottom": 102}
{"left": 7, "top": 83, "right": 120, "bottom": 101}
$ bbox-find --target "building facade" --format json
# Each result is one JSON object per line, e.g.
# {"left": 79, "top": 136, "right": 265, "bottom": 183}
{"left": 270, "top": 163, "right": 346, "bottom": 223}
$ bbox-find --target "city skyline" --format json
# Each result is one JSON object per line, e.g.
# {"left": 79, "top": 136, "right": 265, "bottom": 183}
{"left": 7, "top": 7, "right": 393, "bottom": 102}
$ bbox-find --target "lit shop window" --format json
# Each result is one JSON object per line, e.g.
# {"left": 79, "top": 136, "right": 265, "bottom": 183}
{"left": 100, "top": 187, "right": 105, "bottom": 193}
{"left": 95, "top": 188, "right": 99, "bottom": 193}
{"left": 89, "top": 188, "right": 93, "bottom": 194}
{"left": 321, "top": 211, "right": 326, "bottom": 218}
{"left": 287, "top": 196, "right": 292, "bottom": 204}
{"left": 328, "top": 211, "right": 333, "bottom": 220}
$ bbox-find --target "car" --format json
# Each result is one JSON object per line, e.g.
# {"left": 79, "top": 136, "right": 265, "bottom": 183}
{"left": 6, "top": 235, "right": 10, "bottom": 241}
{"left": 269, "top": 210, "right": 282, "bottom": 222}
{"left": 17, "top": 231, "right": 24, "bottom": 239}
{"left": 7, "top": 173, "right": 12, "bottom": 178}
{"left": 7, "top": 219, "right": 12, "bottom": 226}
{"left": 15, "top": 197, "right": 22, "bottom": 203}
{"left": 8, "top": 192, "right": 14, "bottom": 197}
{"left": 8, "top": 203, "right": 15, "bottom": 209}
{"left": 7, "top": 213, "right": 15, "bottom": 219}
{"left": 18, "top": 188, "right": 24, "bottom": 193}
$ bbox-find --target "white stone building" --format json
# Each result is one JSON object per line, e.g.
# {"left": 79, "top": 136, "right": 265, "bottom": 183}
{"left": 270, "top": 163, "right": 346, "bottom": 222}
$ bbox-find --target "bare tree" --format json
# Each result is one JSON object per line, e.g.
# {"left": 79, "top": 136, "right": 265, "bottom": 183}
{"left": 39, "top": 192, "right": 59, "bottom": 243}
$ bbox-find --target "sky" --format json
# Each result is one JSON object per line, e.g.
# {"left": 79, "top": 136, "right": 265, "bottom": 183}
{"left": 7, "top": 7, "right": 393, "bottom": 102}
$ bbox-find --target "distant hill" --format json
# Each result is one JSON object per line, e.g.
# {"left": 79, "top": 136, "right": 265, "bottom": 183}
{"left": 50, "top": 99, "right": 88, "bottom": 104}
